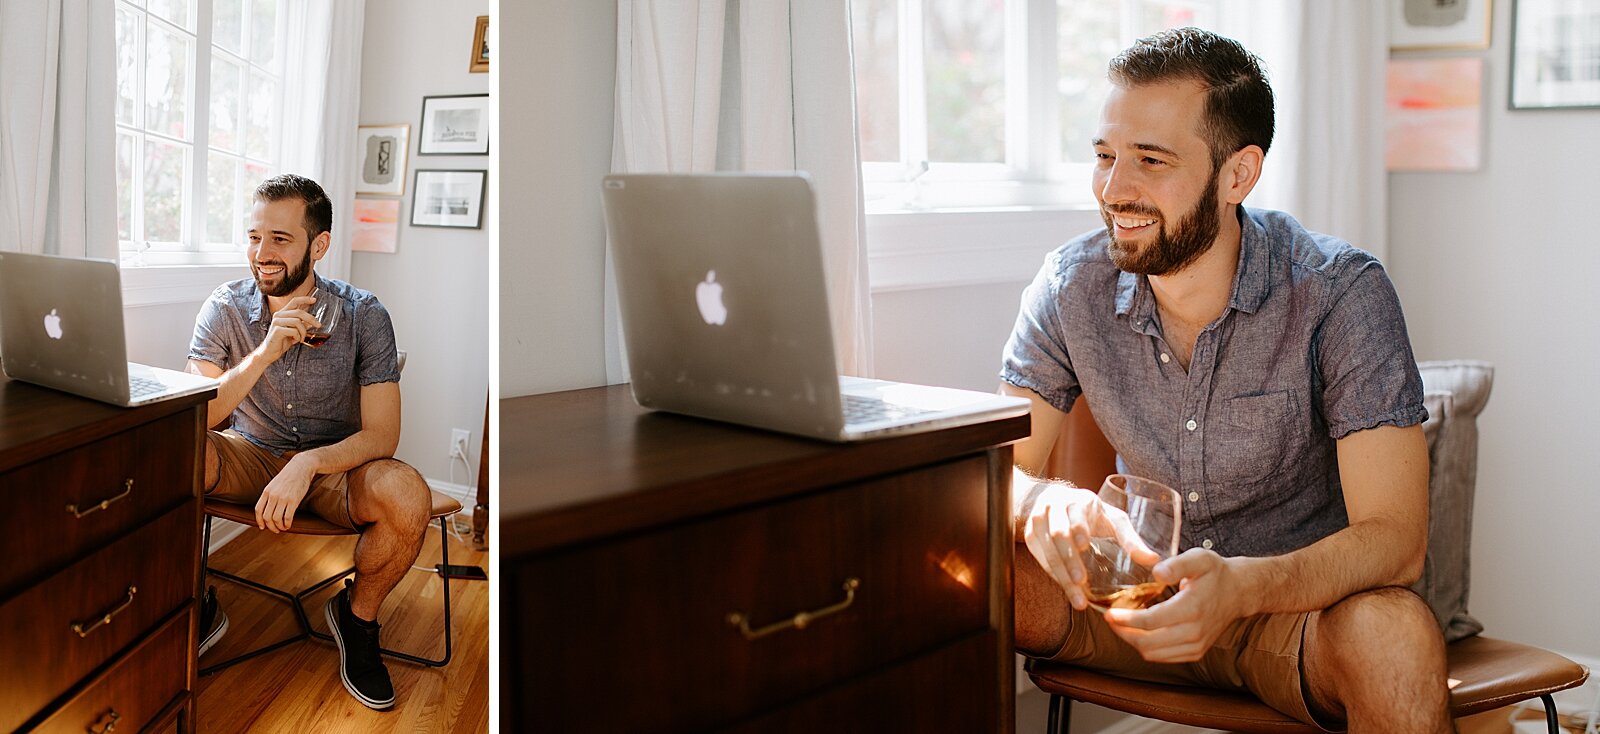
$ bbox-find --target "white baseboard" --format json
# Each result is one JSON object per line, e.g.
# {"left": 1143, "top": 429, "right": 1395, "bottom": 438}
{"left": 205, "top": 475, "right": 476, "bottom": 555}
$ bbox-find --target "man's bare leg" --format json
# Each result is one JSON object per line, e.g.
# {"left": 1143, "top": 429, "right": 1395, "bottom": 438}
{"left": 1303, "top": 586, "right": 1453, "bottom": 733}
{"left": 1015, "top": 543, "right": 1074, "bottom": 656}
{"left": 345, "top": 459, "right": 432, "bottom": 621}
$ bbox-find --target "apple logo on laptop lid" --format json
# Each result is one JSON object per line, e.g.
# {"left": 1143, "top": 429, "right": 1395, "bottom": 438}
{"left": 696, "top": 270, "right": 727, "bottom": 326}
{"left": 44, "top": 308, "right": 64, "bottom": 340}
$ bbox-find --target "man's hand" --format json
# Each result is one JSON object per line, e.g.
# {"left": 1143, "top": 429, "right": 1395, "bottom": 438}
{"left": 255, "top": 456, "right": 315, "bottom": 533}
{"left": 1021, "top": 481, "right": 1161, "bottom": 611}
{"left": 255, "top": 295, "right": 319, "bottom": 363}
{"left": 1102, "top": 548, "right": 1255, "bottom": 663}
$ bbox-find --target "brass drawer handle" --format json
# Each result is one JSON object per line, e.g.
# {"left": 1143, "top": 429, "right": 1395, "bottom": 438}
{"left": 726, "top": 577, "right": 860, "bottom": 641}
{"left": 89, "top": 709, "right": 121, "bottom": 733}
{"left": 66, "top": 479, "right": 134, "bottom": 519}
{"left": 71, "top": 586, "right": 137, "bottom": 638}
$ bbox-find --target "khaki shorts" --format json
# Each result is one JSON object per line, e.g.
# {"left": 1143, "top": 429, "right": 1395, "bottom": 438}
{"left": 204, "top": 430, "right": 358, "bottom": 530}
{"left": 1038, "top": 603, "right": 1335, "bottom": 731}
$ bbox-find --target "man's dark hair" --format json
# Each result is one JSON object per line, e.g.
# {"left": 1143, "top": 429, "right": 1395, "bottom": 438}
{"left": 254, "top": 173, "right": 333, "bottom": 244}
{"left": 1108, "top": 27, "right": 1274, "bottom": 171}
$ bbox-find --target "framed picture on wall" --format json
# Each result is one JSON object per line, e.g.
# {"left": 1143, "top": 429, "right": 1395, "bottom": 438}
{"left": 1390, "top": 0, "right": 1493, "bottom": 51}
{"left": 1509, "top": 0, "right": 1600, "bottom": 109}
{"left": 352, "top": 198, "right": 402, "bottom": 253}
{"left": 419, "top": 94, "right": 491, "bottom": 155}
{"left": 470, "top": 15, "right": 489, "bottom": 73}
{"left": 411, "top": 169, "right": 487, "bottom": 228}
{"left": 355, "top": 124, "right": 410, "bottom": 195}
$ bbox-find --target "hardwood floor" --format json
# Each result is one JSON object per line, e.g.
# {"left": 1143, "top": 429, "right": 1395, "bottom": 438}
{"left": 195, "top": 518, "right": 488, "bottom": 733}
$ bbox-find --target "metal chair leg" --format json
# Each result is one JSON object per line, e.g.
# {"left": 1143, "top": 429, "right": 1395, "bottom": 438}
{"left": 303, "top": 515, "right": 456, "bottom": 667}
{"left": 1541, "top": 693, "right": 1559, "bottom": 734}
{"left": 1047, "top": 694, "right": 1073, "bottom": 734}
{"left": 203, "top": 515, "right": 458, "bottom": 673}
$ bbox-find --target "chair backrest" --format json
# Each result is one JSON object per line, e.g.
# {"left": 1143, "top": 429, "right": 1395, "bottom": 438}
{"left": 1043, "top": 361, "right": 1494, "bottom": 641}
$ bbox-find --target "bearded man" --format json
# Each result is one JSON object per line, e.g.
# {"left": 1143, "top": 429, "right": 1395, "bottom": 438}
{"left": 185, "top": 173, "right": 430, "bottom": 711}
{"left": 1002, "top": 28, "right": 1451, "bottom": 733}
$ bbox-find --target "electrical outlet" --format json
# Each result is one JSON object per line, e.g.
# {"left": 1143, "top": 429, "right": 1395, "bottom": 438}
{"left": 449, "top": 428, "right": 471, "bottom": 459}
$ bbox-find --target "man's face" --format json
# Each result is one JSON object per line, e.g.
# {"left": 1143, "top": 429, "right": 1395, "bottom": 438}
{"left": 247, "top": 198, "right": 318, "bottom": 297}
{"left": 1092, "top": 79, "right": 1226, "bottom": 277}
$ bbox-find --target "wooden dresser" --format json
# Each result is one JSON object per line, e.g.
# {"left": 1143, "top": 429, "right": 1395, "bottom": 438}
{"left": 500, "top": 384, "right": 1029, "bottom": 732}
{"left": 0, "top": 368, "right": 210, "bottom": 733}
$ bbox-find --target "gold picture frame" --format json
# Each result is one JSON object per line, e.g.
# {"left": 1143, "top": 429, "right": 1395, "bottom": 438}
{"left": 1390, "top": 0, "right": 1493, "bottom": 51}
{"left": 470, "top": 15, "right": 489, "bottom": 73}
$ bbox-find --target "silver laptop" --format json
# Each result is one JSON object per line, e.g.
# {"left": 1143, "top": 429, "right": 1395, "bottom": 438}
{"left": 600, "top": 172, "right": 1029, "bottom": 441}
{"left": 0, "top": 252, "right": 217, "bottom": 406}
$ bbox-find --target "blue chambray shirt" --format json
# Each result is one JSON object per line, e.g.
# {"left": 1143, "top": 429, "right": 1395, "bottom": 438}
{"left": 188, "top": 273, "right": 401, "bottom": 456}
{"left": 1001, "top": 208, "right": 1427, "bottom": 558}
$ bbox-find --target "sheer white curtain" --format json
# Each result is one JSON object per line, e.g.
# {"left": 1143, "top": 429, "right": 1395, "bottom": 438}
{"left": 0, "top": 0, "right": 117, "bottom": 259}
{"left": 1220, "top": 1, "right": 1390, "bottom": 261}
{"left": 281, "top": 0, "right": 366, "bottom": 282}
{"left": 607, "top": 0, "right": 873, "bottom": 384}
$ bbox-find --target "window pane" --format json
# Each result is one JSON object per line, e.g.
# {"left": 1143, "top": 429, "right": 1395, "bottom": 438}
{"left": 245, "top": 71, "right": 275, "bottom": 160}
{"left": 851, "top": 0, "right": 900, "bottom": 163}
{"left": 210, "top": 56, "right": 242, "bottom": 152}
{"left": 145, "top": 23, "right": 192, "bottom": 140}
{"left": 1058, "top": 0, "right": 1122, "bottom": 163}
{"left": 925, "top": 0, "right": 1006, "bottom": 163}
{"left": 208, "top": 154, "right": 241, "bottom": 246}
{"left": 250, "top": 0, "right": 278, "bottom": 68}
{"left": 144, "top": 139, "right": 187, "bottom": 242}
{"left": 213, "top": 0, "right": 245, "bottom": 55}
{"left": 117, "top": 132, "right": 135, "bottom": 241}
{"left": 115, "top": 8, "right": 139, "bottom": 126}
{"left": 146, "top": 0, "right": 193, "bottom": 31}
{"left": 242, "top": 161, "right": 269, "bottom": 242}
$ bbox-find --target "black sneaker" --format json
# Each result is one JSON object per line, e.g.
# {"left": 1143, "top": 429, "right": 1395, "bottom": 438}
{"left": 325, "top": 580, "right": 395, "bottom": 710}
{"left": 198, "top": 585, "right": 228, "bottom": 657}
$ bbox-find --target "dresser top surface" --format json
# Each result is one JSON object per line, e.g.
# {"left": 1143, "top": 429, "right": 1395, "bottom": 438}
{"left": 500, "top": 384, "right": 1029, "bottom": 555}
{"left": 0, "top": 368, "right": 211, "bottom": 472}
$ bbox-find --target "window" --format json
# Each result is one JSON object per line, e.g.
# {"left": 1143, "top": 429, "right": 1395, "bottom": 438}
{"left": 851, "top": 0, "right": 1217, "bottom": 212}
{"left": 115, "top": 0, "right": 285, "bottom": 266}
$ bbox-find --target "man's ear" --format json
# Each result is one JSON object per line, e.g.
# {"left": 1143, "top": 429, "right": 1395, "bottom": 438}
{"left": 1222, "top": 145, "right": 1264, "bottom": 205}
{"left": 310, "top": 230, "right": 332, "bottom": 262}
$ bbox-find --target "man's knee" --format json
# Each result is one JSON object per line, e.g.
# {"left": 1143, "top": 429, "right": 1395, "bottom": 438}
{"left": 352, "top": 459, "right": 430, "bottom": 528}
{"left": 1319, "top": 586, "right": 1441, "bottom": 661}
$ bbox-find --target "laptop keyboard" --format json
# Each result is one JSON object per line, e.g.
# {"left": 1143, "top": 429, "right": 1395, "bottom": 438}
{"left": 842, "top": 393, "right": 937, "bottom": 424}
{"left": 128, "top": 374, "right": 166, "bottom": 399}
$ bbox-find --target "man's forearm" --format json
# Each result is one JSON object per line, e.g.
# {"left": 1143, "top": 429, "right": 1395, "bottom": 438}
{"left": 205, "top": 351, "right": 272, "bottom": 428}
{"left": 1231, "top": 516, "right": 1424, "bottom": 617}
{"left": 289, "top": 428, "right": 399, "bottom": 478}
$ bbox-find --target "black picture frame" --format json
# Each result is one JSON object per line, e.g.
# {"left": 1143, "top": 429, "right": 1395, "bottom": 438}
{"left": 418, "top": 94, "right": 491, "bottom": 155}
{"left": 410, "top": 169, "right": 487, "bottom": 229}
{"left": 1508, "top": 0, "right": 1600, "bottom": 110}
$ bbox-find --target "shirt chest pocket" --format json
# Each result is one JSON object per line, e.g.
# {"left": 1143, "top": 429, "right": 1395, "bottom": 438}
{"left": 1206, "top": 390, "right": 1305, "bottom": 487}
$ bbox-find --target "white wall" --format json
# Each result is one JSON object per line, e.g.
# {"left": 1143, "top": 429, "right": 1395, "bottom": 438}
{"left": 1386, "top": 0, "right": 1600, "bottom": 661}
{"left": 354, "top": 0, "right": 491, "bottom": 487}
{"left": 499, "top": 1, "right": 614, "bottom": 398}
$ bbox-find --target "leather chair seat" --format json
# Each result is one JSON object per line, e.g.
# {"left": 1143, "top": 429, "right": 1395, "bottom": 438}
{"left": 1027, "top": 636, "right": 1589, "bottom": 733}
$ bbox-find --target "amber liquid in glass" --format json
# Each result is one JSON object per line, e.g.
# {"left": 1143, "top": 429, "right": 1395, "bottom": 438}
{"left": 1087, "top": 581, "right": 1168, "bottom": 611}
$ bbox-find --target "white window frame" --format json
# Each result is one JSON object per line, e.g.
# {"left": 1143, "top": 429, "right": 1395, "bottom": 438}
{"left": 116, "top": 0, "right": 287, "bottom": 269}
{"left": 861, "top": 0, "right": 1218, "bottom": 213}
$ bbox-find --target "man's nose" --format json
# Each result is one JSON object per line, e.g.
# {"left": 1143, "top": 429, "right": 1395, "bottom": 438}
{"left": 1099, "top": 160, "right": 1140, "bottom": 205}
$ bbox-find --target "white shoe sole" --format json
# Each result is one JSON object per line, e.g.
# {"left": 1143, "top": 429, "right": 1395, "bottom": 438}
{"left": 199, "top": 611, "right": 228, "bottom": 658}
{"left": 325, "top": 597, "right": 396, "bottom": 710}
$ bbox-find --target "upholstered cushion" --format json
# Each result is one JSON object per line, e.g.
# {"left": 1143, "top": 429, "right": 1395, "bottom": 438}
{"left": 1411, "top": 360, "right": 1493, "bottom": 642}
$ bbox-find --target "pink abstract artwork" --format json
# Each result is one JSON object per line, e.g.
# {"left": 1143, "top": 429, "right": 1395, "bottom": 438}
{"left": 1386, "top": 58, "right": 1483, "bottom": 171}
{"left": 351, "top": 198, "right": 401, "bottom": 253}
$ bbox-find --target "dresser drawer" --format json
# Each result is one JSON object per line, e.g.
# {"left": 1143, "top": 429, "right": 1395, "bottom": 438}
{"left": 514, "top": 454, "right": 993, "bottom": 733}
{"left": 0, "top": 410, "right": 196, "bottom": 597}
{"left": 0, "top": 503, "right": 198, "bottom": 732}
{"left": 30, "top": 608, "right": 190, "bottom": 734}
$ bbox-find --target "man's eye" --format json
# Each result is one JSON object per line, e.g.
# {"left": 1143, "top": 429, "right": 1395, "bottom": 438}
{"left": 1095, "top": 152, "right": 1112, "bottom": 161}
{"left": 1143, "top": 157, "right": 1166, "bottom": 166}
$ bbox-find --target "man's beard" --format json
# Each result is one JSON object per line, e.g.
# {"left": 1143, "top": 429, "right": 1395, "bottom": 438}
{"left": 1104, "top": 173, "right": 1222, "bottom": 277}
{"left": 253, "top": 243, "right": 313, "bottom": 297}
